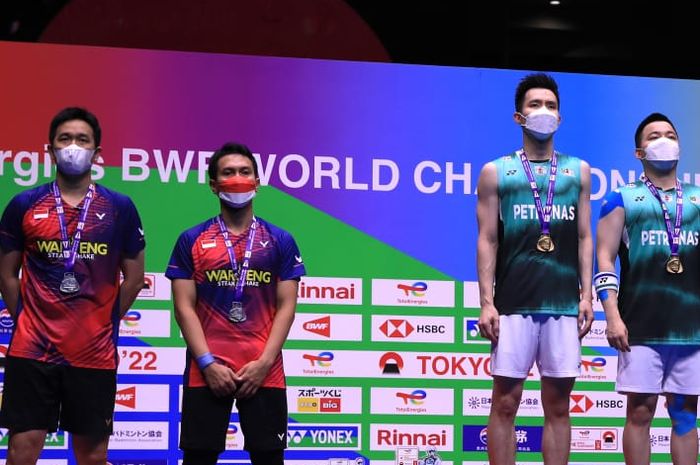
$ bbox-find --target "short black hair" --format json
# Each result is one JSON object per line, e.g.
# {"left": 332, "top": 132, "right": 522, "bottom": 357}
{"left": 514, "top": 72, "right": 560, "bottom": 113}
{"left": 49, "top": 107, "right": 102, "bottom": 146}
{"left": 634, "top": 112, "right": 677, "bottom": 147}
{"left": 208, "top": 142, "right": 258, "bottom": 180}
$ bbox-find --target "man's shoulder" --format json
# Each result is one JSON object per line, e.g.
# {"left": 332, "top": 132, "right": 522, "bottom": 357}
{"left": 256, "top": 217, "right": 295, "bottom": 240}
{"left": 8, "top": 183, "right": 52, "bottom": 208}
{"left": 94, "top": 184, "right": 137, "bottom": 208}
{"left": 178, "top": 217, "right": 218, "bottom": 241}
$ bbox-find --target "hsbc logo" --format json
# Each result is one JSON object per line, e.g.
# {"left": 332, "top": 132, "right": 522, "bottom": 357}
{"left": 373, "top": 315, "right": 454, "bottom": 343}
{"left": 380, "top": 319, "right": 414, "bottom": 338}
{"left": 303, "top": 316, "right": 330, "bottom": 337}
{"left": 571, "top": 393, "right": 624, "bottom": 414}
{"left": 570, "top": 394, "right": 593, "bottom": 413}
{"left": 115, "top": 386, "right": 136, "bottom": 409}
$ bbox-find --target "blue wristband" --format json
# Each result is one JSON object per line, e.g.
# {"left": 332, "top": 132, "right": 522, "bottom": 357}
{"left": 196, "top": 352, "right": 215, "bottom": 370}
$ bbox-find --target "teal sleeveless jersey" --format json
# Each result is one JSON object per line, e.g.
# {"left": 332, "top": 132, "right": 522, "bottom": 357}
{"left": 494, "top": 151, "right": 582, "bottom": 316}
{"left": 618, "top": 180, "right": 700, "bottom": 344}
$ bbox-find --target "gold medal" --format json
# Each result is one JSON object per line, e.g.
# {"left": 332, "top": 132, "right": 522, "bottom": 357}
{"left": 536, "top": 234, "right": 555, "bottom": 253}
{"left": 666, "top": 256, "right": 683, "bottom": 274}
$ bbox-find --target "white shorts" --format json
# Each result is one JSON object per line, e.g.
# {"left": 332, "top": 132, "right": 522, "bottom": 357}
{"left": 616, "top": 344, "right": 700, "bottom": 395}
{"left": 490, "top": 314, "right": 581, "bottom": 379}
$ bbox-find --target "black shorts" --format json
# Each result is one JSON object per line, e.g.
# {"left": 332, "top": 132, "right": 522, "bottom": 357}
{"left": 0, "top": 356, "right": 116, "bottom": 435}
{"left": 180, "top": 386, "right": 287, "bottom": 452}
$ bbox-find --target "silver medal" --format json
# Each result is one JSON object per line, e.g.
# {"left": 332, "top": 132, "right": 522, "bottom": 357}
{"left": 59, "top": 272, "right": 80, "bottom": 294}
{"left": 228, "top": 301, "right": 246, "bottom": 323}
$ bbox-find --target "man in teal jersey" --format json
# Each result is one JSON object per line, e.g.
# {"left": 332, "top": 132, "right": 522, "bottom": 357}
{"left": 596, "top": 113, "right": 700, "bottom": 465}
{"left": 476, "top": 72, "right": 593, "bottom": 465}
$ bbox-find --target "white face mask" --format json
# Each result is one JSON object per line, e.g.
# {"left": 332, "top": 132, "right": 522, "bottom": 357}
{"left": 520, "top": 107, "right": 559, "bottom": 141}
{"left": 54, "top": 144, "right": 95, "bottom": 176}
{"left": 642, "top": 137, "right": 680, "bottom": 173}
{"left": 219, "top": 190, "right": 256, "bottom": 208}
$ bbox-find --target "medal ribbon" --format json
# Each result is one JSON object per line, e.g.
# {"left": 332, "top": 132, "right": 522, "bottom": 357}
{"left": 216, "top": 215, "right": 257, "bottom": 302}
{"left": 518, "top": 150, "right": 558, "bottom": 235}
{"left": 642, "top": 176, "right": 683, "bottom": 257}
{"left": 51, "top": 182, "right": 95, "bottom": 271}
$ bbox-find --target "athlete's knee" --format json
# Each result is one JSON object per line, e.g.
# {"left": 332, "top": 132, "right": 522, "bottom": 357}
{"left": 626, "top": 394, "right": 656, "bottom": 427}
{"left": 490, "top": 392, "right": 521, "bottom": 419}
{"left": 7, "top": 430, "right": 46, "bottom": 461}
{"left": 668, "top": 395, "right": 697, "bottom": 436}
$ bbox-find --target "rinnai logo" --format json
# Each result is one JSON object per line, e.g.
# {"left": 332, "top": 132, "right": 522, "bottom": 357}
{"left": 380, "top": 319, "right": 414, "bottom": 338}
{"left": 115, "top": 386, "right": 136, "bottom": 409}
{"left": 297, "top": 277, "right": 362, "bottom": 305}
{"left": 396, "top": 390, "right": 426, "bottom": 405}
{"left": 303, "top": 316, "right": 331, "bottom": 337}
{"left": 371, "top": 424, "right": 452, "bottom": 450}
{"left": 377, "top": 428, "right": 446, "bottom": 446}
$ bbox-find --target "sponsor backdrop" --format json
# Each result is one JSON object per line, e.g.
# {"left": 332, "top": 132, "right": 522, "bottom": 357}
{"left": 1, "top": 40, "right": 698, "bottom": 464}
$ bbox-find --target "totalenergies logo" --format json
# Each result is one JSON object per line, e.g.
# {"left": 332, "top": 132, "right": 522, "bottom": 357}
{"left": 227, "top": 423, "right": 239, "bottom": 439}
{"left": 581, "top": 357, "right": 606, "bottom": 372}
{"left": 122, "top": 310, "right": 141, "bottom": 327}
{"left": 397, "top": 281, "right": 427, "bottom": 297}
{"left": 0, "top": 308, "right": 14, "bottom": 329}
{"left": 396, "top": 389, "right": 427, "bottom": 405}
{"left": 302, "top": 351, "right": 334, "bottom": 367}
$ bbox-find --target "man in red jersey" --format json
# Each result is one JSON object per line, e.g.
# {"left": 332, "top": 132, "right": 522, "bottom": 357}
{"left": 167, "top": 142, "right": 305, "bottom": 465}
{"left": 0, "top": 107, "right": 145, "bottom": 465}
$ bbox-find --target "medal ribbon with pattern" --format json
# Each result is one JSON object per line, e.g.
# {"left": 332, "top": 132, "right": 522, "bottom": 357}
{"left": 51, "top": 182, "right": 95, "bottom": 271}
{"left": 518, "top": 150, "right": 558, "bottom": 252}
{"left": 216, "top": 215, "right": 258, "bottom": 304}
{"left": 642, "top": 175, "right": 683, "bottom": 273}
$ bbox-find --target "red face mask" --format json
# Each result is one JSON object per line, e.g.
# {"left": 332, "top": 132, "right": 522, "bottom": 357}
{"left": 216, "top": 177, "right": 257, "bottom": 208}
